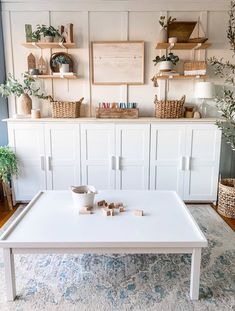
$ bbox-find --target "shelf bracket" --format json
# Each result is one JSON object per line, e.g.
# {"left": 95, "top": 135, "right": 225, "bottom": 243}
{"left": 32, "top": 42, "right": 40, "bottom": 49}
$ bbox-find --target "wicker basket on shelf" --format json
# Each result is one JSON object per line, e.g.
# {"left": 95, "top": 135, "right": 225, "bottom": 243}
{"left": 218, "top": 179, "right": 235, "bottom": 219}
{"left": 49, "top": 97, "right": 84, "bottom": 118}
{"left": 154, "top": 95, "right": 185, "bottom": 118}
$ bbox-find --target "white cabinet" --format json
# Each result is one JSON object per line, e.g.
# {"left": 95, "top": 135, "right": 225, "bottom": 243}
{"left": 8, "top": 123, "right": 46, "bottom": 201}
{"left": 150, "top": 123, "right": 221, "bottom": 201}
{"left": 150, "top": 124, "right": 185, "bottom": 197}
{"left": 80, "top": 123, "right": 150, "bottom": 190}
{"left": 184, "top": 124, "right": 221, "bottom": 201}
{"left": 81, "top": 124, "right": 116, "bottom": 189}
{"left": 45, "top": 124, "right": 80, "bottom": 190}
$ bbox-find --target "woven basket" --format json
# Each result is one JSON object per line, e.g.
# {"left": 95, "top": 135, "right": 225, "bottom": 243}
{"left": 218, "top": 179, "right": 235, "bottom": 219}
{"left": 154, "top": 95, "right": 185, "bottom": 118}
{"left": 50, "top": 97, "right": 84, "bottom": 118}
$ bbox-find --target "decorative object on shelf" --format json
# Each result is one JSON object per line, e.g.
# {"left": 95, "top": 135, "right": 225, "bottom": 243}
{"left": 154, "top": 95, "right": 185, "bottom": 118}
{"left": 25, "top": 24, "right": 32, "bottom": 42}
{"left": 168, "top": 37, "right": 177, "bottom": 43}
{"left": 31, "top": 109, "right": 41, "bottom": 119}
{"left": 27, "top": 53, "right": 36, "bottom": 71}
{"left": 31, "top": 24, "right": 61, "bottom": 43}
{"left": 91, "top": 41, "right": 144, "bottom": 85}
{"left": 0, "top": 74, "right": 48, "bottom": 116}
{"left": 0, "top": 146, "right": 18, "bottom": 211}
{"left": 96, "top": 107, "right": 139, "bottom": 119}
{"left": 188, "top": 17, "right": 208, "bottom": 43}
{"left": 168, "top": 21, "right": 197, "bottom": 43}
{"left": 184, "top": 105, "right": 195, "bottom": 118}
{"left": 158, "top": 16, "right": 176, "bottom": 43}
{"left": 195, "top": 81, "right": 214, "bottom": 118}
{"left": 218, "top": 179, "right": 235, "bottom": 219}
{"left": 66, "top": 23, "right": 74, "bottom": 43}
{"left": 50, "top": 52, "right": 73, "bottom": 73}
{"left": 208, "top": 0, "right": 235, "bottom": 151}
{"left": 153, "top": 52, "right": 179, "bottom": 72}
{"left": 48, "top": 96, "right": 84, "bottom": 118}
{"left": 38, "top": 56, "right": 47, "bottom": 75}
{"left": 193, "top": 111, "right": 201, "bottom": 119}
{"left": 184, "top": 61, "right": 206, "bottom": 76}
{"left": 71, "top": 185, "right": 97, "bottom": 209}
{"left": 29, "top": 68, "right": 40, "bottom": 76}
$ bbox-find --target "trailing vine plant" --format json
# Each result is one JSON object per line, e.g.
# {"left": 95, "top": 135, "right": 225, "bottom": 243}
{"left": 208, "top": 0, "right": 235, "bottom": 151}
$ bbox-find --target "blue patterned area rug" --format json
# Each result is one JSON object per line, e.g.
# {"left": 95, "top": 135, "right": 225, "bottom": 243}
{"left": 0, "top": 205, "right": 234, "bottom": 311}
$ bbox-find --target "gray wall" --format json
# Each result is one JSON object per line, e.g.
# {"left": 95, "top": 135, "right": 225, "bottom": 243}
{"left": 0, "top": 4, "right": 8, "bottom": 146}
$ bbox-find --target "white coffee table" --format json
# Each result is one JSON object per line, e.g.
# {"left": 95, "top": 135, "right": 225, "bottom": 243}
{"left": 0, "top": 190, "right": 207, "bottom": 301}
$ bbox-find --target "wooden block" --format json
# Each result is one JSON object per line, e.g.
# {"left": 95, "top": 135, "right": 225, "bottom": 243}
{"left": 115, "top": 202, "right": 123, "bottom": 208}
{"left": 110, "top": 209, "right": 115, "bottom": 216}
{"left": 119, "top": 206, "right": 125, "bottom": 212}
{"left": 98, "top": 200, "right": 106, "bottom": 206}
{"left": 108, "top": 203, "right": 115, "bottom": 209}
{"left": 96, "top": 108, "right": 139, "bottom": 119}
{"left": 25, "top": 24, "right": 32, "bottom": 42}
{"left": 133, "top": 209, "right": 143, "bottom": 216}
{"left": 67, "top": 23, "right": 74, "bottom": 43}
{"left": 102, "top": 208, "right": 111, "bottom": 216}
{"left": 79, "top": 207, "right": 92, "bottom": 215}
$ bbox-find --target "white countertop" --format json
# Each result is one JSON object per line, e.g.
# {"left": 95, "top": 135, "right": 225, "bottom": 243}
{"left": 3, "top": 117, "right": 219, "bottom": 124}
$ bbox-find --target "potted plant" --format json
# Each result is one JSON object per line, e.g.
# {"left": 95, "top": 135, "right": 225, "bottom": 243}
{"left": 31, "top": 24, "right": 61, "bottom": 42}
{"left": 158, "top": 16, "right": 176, "bottom": 43}
{"left": 208, "top": 0, "right": 235, "bottom": 219}
{"left": 0, "top": 146, "right": 18, "bottom": 210}
{"left": 0, "top": 74, "right": 48, "bottom": 116}
{"left": 52, "top": 55, "right": 71, "bottom": 73}
{"left": 153, "top": 52, "right": 179, "bottom": 71}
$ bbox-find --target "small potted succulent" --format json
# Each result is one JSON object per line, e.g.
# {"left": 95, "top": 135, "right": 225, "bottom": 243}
{"left": 31, "top": 24, "right": 61, "bottom": 42}
{"left": 52, "top": 55, "right": 71, "bottom": 73}
{"left": 0, "top": 74, "right": 48, "bottom": 115}
{"left": 158, "top": 16, "right": 176, "bottom": 43}
{"left": 153, "top": 52, "right": 179, "bottom": 71}
{"left": 0, "top": 146, "right": 18, "bottom": 210}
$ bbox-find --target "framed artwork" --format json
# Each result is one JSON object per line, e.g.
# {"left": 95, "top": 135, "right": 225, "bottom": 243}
{"left": 91, "top": 41, "right": 144, "bottom": 85}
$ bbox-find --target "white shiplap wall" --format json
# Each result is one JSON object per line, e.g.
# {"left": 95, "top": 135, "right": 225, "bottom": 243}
{"left": 1, "top": 0, "right": 231, "bottom": 117}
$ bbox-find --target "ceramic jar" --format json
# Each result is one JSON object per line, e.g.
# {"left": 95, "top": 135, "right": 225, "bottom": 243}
{"left": 158, "top": 27, "right": 167, "bottom": 43}
{"left": 17, "top": 93, "right": 32, "bottom": 115}
{"left": 159, "top": 61, "right": 173, "bottom": 72}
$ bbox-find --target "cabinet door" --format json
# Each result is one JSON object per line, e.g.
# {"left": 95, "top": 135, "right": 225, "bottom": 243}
{"left": 150, "top": 124, "right": 185, "bottom": 197}
{"left": 116, "top": 124, "right": 150, "bottom": 189}
{"left": 8, "top": 123, "right": 46, "bottom": 201}
{"left": 45, "top": 124, "right": 80, "bottom": 190}
{"left": 184, "top": 124, "right": 221, "bottom": 201}
{"left": 80, "top": 124, "right": 115, "bottom": 189}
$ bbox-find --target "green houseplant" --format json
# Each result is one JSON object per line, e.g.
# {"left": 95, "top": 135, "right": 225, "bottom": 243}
{"left": 0, "top": 146, "right": 18, "bottom": 210}
{"left": 153, "top": 52, "right": 179, "bottom": 71}
{"left": 32, "top": 24, "right": 61, "bottom": 42}
{"left": 158, "top": 16, "right": 176, "bottom": 43}
{"left": 52, "top": 55, "right": 71, "bottom": 73}
{"left": 0, "top": 74, "right": 48, "bottom": 115}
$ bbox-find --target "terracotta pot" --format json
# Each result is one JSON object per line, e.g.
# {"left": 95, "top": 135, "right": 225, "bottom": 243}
{"left": 158, "top": 27, "right": 167, "bottom": 43}
{"left": 17, "top": 93, "right": 32, "bottom": 115}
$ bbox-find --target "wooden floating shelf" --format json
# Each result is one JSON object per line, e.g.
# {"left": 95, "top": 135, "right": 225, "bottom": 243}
{"left": 156, "top": 75, "right": 207, "bottom": 80}
{"left": 29, "top": 74, "right": 78, "bottom": 79}
{"left": 155, "top": 42, "right": 211, "bottom": 50}
{"left": 22, "top": 42, "right": 76, "bottom": 49}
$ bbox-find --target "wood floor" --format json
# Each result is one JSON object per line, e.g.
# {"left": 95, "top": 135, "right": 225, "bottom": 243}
{"left": 0, "top": 196, "right": 234, "bottom": 231}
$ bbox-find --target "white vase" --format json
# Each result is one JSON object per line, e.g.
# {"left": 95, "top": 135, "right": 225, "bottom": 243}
{"left": 60, "top": 64, "right": 70, "bottom": 74}
{"left": 159, "top": 61, "right": 173, "bottom": 72}
{"left": 44, "top": 36, "right": 54, "bottom": 42}
{"left": 158, "top": 27, "right": 168, "bottom": 43}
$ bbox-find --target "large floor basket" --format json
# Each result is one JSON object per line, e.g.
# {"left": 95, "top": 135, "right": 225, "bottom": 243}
{"left": 154, "top": 95, "right": 185, "bottom": 118}
{"left": 218, "top": 179, "right": 235, "bottom": 219}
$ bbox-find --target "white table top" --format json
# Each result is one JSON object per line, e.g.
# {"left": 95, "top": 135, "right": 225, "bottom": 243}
{"left": 0, "top": 190, "right": 207, "bottom": 249}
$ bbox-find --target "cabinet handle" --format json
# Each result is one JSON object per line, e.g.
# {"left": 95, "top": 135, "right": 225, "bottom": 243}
{"left": 47, "top": 156, "right": 52, "bottom": 171}
{"left": 116, "top": 156, "right": 121, "bottom": 170}
{"left": 40, "top": 156, "right": 45, "bottom": 171}
{"left": 186, "top": 156, "right": 191, "bottom": 171}
{"left": 111, "top": 156, "right": 116, "bottom": 170}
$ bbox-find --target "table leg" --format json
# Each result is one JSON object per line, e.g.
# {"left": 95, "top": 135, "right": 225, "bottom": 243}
{"left": 190, "top": 248, "right": 201, "bottom": 300}
{"left": 3, "top": 248, "right": 16, "bottom": 301}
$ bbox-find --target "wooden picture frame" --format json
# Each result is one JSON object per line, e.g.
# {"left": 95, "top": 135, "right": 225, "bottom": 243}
{"left": 91, "top": 41, "right": 145, "bottom": 85}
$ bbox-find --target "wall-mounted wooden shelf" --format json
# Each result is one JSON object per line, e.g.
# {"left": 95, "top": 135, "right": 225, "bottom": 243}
{"left": 156, "top": 74, "right": 207, "bottom": 80}
{"left": 22, "top": 42, "right": 76, "bottom": 49}
{"left": 29, "top": 73, "right": 78, "bottom": 79}
{"left": 155, "top": 42, "right": 211, "bottom": 50}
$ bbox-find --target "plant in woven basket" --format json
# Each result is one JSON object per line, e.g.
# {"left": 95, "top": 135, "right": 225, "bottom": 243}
{"left": 208, "top": 0, "right": 235, "bottom": 151}
{"left": 0, "top": 146, "right": 18, "bottom": 210}
{"left": 52, "top": 55, "right": 71, "bottom": 66}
